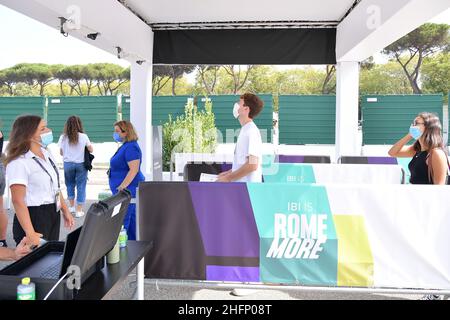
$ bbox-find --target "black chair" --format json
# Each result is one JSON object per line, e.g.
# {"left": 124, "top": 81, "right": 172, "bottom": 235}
{"left": 183, "top": 162, "right": 231, "bottom": 181}
{"left": 339, "top": 156, "right": 397, "bottom": 165}
{"left": 277, "top": 155, "right": 331, "bottom": 164}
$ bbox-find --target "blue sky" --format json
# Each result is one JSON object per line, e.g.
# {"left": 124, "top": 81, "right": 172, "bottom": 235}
{"left": 0, "top": 4, "right": 448, "bottom": 71}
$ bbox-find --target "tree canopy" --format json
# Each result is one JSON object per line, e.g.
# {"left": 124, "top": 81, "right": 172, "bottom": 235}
{"left": 0, "top": 23, "right": 448, "bottom": 99}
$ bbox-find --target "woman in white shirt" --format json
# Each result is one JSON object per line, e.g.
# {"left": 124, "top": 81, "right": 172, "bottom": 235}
{"left": 58, "top": 116, "right": 93, "bottom": 218}
{"left": 5, "top": 115, "right": 74, "bottom": 246}
{"left": 0, "top": 130, "right": 7, "bottom": 248}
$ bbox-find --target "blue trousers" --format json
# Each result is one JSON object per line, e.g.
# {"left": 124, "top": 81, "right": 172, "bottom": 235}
{"left": 109, "top": 181, "right": 137, "bottom": 241}
{"left": 123, "top": 203, "right": 136, "bottom": 240}
{"left": 64, "top": 162, "right": 88, "bottom": 205}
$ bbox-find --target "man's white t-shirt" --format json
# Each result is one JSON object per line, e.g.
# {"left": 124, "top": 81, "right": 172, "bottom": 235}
{"left": 232, "top": 121, "right": 263, "bottom": 182}
{"left": 58, "top": 133, "right": 91, "bottom": 163}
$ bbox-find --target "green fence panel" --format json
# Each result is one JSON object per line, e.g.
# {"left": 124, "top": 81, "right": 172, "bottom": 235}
{"left": 47, "top": 96, "right": 119, "bottom": 143}
{"left": 362, "top": 94, "right": 443, "bottom": 145}
{"left": 122, "top": 96, "right": 191, "bottom": 126}
{"left": 278, "top": 95, "right": 336, "bottom": 145}
{"left": 121, "top": 96, "right": 130, "bottom": 121}
{"left": 0, "top": 97, "right": 46, "bottom": 140}
{"left": 123, "top": 95, "right": 273, "bottom": 143}
{"left": 197, "top": 95, "right": 273, "bottom": 143}
{"left": 152, "top": 96, "right": 192, "bottom": 126}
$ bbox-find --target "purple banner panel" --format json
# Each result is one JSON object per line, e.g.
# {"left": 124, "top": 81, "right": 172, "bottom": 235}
{"left": 367, "top": 157, "right": 398, "bottom": 165}
{"left": 278, "top": 155, "right": 305, "bottom": 163}
{"left": 206, "top": 265, "right": 260, "bottom": 282}
{"left": 189, "top": 182, "right": 259, "bottom": 257}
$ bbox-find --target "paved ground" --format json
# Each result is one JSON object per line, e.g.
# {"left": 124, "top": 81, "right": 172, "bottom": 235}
{"left": 0, "top": 167, "right": 424, "bottom": 300}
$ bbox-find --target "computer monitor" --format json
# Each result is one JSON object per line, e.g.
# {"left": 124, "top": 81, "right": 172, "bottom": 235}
{"left": 70, "top": 189, "right": 131, "bottom": 280}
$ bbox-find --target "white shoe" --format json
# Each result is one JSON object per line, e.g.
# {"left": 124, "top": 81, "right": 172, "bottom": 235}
{"left": 75, "top": 211, "right": 85, "bottom": 218}
{"left": 69, "top": 206, "right": 76, "bottom": 214}
{"left": 230, "top": 289, "right": 259, "bottom": 297}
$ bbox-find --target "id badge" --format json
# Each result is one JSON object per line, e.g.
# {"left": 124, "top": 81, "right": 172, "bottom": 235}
{"left": 55, "top": 190, "right": 61, "bottom": 212}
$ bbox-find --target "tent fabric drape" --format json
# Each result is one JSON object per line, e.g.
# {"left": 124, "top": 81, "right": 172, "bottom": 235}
{"left": 153, "top": 28, "right": 336, "bottom": 65}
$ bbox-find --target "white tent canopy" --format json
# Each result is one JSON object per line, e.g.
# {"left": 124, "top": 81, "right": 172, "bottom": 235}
{"left": 1, "top": 0, "right": 449, "bottom": 178}
{"left": 124, "top": 0, "right": 356, "bottom": 23}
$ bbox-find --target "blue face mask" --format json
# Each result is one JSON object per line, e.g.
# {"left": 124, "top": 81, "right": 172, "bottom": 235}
{"left": 113, "top": 132, "right": 123, "bottom": 143}
{"left": 40, "top": 131, "right": 53, "bottom": 147}
{"left": 409, "top": 126, "right": 423, "bottom": 140}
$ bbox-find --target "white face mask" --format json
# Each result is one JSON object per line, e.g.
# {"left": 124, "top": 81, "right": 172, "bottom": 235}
{"left": 233, "top": 103, "right": 240, "bottom": 119}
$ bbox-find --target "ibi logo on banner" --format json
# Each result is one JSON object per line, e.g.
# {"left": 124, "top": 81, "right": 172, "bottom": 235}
{"left": 247, "top": 184, "right": 338, "bottom": 285}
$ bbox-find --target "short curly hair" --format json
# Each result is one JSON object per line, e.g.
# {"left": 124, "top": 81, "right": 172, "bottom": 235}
{"left": 240, "top": 93, "right": 264, "bottom": 119}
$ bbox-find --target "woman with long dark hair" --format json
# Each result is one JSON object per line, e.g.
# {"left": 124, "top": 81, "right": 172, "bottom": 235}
{"left": 0, "top": 129, "right": 8, "bottom": 248}
{"left": 58, "top": 116, "right": 93, "bottom": 218}
{"left": 389, "top": 112, "right": 449, "bottom": 185}
{"left": 389, "top": 112, "right": 449, "bottom": 300}
{"left": 5, "top": 115, "right": 74, "bottom": 246}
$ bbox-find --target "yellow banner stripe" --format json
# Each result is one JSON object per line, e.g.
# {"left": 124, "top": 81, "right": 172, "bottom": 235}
{"left": 333, "top": 215, "right": 374, "bottom": 287}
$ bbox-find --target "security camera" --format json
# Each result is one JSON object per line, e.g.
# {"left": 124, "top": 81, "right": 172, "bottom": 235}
{"left": 87, "top": 32, "right": 100, "bottom": 40}
{"left": 58, "top": 17, "right": 69, "bottom": 37}
{"left": 116, "top": 46, "right": 123, "bottom": 59}
{"left": 136, "top": 60, "right": 146, "bottom": 65}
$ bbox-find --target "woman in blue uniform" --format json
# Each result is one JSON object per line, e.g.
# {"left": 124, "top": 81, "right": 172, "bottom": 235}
{"left": 108, "top": 120, "right": 145, "bottom": 240}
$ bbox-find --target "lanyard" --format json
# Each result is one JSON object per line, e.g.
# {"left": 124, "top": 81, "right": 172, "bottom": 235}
{"left": 32, "top": 156, "right": 60, "bottom": 189}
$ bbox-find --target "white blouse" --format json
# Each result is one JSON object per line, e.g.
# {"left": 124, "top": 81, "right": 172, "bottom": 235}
{"left": 6, "top": 148, "right": 59, "bottom": 207}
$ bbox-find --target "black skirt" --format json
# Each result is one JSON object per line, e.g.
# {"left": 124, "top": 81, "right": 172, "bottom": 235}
{"left": 13, "top": 203, "right": 61, "bottom": 245}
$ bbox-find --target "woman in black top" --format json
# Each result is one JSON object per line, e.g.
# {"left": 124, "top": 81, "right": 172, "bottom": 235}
{"left": 388, "top": 112, "right": 449, "bottom": 300}
{"left": 389, "top": 112, "right": 448, "bottom": 185}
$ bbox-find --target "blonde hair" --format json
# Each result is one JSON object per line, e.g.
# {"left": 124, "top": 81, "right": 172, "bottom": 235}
{"left": 114, "top": 120, "right": 138, "bottom": 142}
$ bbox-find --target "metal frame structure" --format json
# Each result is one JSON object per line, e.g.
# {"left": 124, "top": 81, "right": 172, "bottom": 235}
{"left": 143, "top": 279, "right": 450, "bottom": 297}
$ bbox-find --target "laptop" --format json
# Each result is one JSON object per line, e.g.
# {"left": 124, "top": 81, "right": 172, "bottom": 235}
{"left": 3, "top": 190, "right": 131, "bottom": 282}
{"left": 17, "top": 227, "right": 81, "bottom": 279}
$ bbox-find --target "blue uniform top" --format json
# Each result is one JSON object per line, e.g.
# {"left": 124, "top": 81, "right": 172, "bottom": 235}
{"left": 109, "top": 141, "right": 145, "bottom": 197}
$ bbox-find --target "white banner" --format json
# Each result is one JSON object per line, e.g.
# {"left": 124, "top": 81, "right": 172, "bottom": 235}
{"left": 326, "top": 183, "right": 450, "bottom": 289}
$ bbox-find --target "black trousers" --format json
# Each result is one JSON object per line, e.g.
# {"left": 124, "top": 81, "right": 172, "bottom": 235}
{"left": 13, "top": 203, "right": 60, "bottom": 245}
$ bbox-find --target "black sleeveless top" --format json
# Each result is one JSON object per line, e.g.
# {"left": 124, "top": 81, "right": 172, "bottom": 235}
{"left": 0, "top": 131, "right": 3, "bottom": 158}
{"left": 408, "top": 151, "right": 432, "bottom": 184}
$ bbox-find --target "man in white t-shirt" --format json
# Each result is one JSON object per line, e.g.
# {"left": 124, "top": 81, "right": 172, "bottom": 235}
{"left": 217, "top": 93, "right": 264, "bottom": 183}
{"left": 217, "top": 93, "right": 264, "bottom": 297}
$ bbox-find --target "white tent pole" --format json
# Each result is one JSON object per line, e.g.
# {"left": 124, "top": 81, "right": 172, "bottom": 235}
{"left": 335, "top": 61, "right": 360, "bottom": 161}
{"left": 130, "top": 59, "right": 153, "bottom": 180}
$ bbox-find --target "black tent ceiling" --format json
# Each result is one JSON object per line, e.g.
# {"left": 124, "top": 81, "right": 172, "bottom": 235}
{"left": 153, "top": 28, "right": 336, "bottom": 65}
